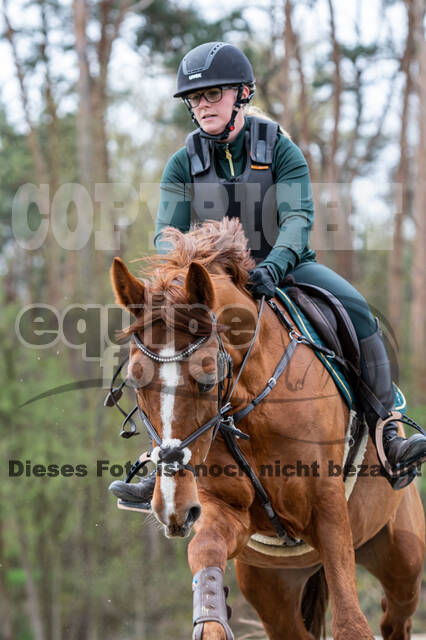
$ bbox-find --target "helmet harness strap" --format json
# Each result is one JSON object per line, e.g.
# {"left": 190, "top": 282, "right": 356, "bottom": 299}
{"left": 186, "top": 83, "right": 253, "bottom": 142}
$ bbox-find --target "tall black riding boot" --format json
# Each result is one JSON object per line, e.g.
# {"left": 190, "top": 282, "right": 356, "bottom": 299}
{"left": 109, "top": 470, "right": 156, "bottom": 510}
{"left": 360, "top": 324, "right": 426, "bottom": 490}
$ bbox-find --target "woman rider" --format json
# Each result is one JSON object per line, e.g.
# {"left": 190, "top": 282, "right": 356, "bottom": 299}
{"left": 110, "top": 42, "right": 426, "bottom": 506}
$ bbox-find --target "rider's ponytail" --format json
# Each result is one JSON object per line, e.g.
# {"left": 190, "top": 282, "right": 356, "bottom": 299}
{"left": 245, "top": 105, "right": 291, "bottom": 139}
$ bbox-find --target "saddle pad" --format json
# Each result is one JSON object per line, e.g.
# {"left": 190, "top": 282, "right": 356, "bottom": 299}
{"left": 276, "top": 287, "right": 353, "bottom": 408}
{"left": 275, "top": 287, "right": 406, "bottom": 413}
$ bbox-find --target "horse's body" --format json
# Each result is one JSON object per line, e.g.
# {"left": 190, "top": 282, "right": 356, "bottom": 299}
{"left": 112, "top": 219, "right": 424, "bottom": 640}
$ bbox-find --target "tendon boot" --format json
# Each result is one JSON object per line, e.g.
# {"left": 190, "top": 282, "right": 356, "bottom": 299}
{"left": 109, "top": 470, "right": 156, "bottom": 510}
{"left": 360, "top": 324, "right": 426, "bottom": 490}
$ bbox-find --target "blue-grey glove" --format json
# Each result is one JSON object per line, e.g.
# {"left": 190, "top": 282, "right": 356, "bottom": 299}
{"left": 247, "top": 266, "right": 277, "bottom": 300}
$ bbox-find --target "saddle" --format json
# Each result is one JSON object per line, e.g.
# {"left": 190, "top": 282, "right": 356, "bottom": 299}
{"left": 282, "top": 277, "right": 361, "bottom": 385}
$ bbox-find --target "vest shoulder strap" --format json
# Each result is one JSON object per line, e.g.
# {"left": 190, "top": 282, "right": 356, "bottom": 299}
{"left": 185, "top": 117, "right": 280, "bottom": 176}
{"left": 185, "top": 129, "right": 211, "bottom": 176}
{"left": 248, "top": 116, "right": 279, "bottom": 165}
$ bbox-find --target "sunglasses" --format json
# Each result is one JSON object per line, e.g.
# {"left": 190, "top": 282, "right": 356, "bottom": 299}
{"left": 183, "top": 86, "right": 238, "bottom": 108}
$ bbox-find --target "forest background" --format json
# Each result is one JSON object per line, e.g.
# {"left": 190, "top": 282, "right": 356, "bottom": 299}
{"left": 0, "top": 0, "right": 425, "bottom": 638}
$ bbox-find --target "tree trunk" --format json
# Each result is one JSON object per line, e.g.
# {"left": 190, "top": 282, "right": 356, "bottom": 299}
{"left": 410, "top": 0, "right": 426, "bottom": 401}
{"left": 325, "top": 0, "right": 353, "bottom": 279}
{"left": 388, "top": 0, "right": 415, "bottom": 346}
{"left": 40, "top": 0, "right": 61, "bottom": 306}
{"left": 2, "top": 0, "right": 51, "bottom": 304}
{"left": 72, "top": 0, "right": 95, "bottom": 299}
{"left": 93, "top": 0, "right": 133, "bottom": 296}
{"left": 288, "top": 4, "right": 312, "bottom": 168}
{"left": 280, "top": 0, "right": 294, "bottom": 134}
{"left": 73, "top": 0, "right": 93, "bottom": 189}
{"left": 2, "top": 0, "right": 48, "bottom": 184}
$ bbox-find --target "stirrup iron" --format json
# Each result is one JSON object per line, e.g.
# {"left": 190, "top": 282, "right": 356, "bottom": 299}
{"left": 375, "top": 411, "right": 425, "bottom": 478}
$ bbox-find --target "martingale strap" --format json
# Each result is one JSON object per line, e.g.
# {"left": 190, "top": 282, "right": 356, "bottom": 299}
{"left": 217, "top": 299, "right": 312, "bottom": 546}
{"left": 230, "top": 298, "right": 335, "bottom": 427}
{"left": 230, "top": 338, "right": 298, "bottom": 426}
{"left": 221, "top": 427, "right": 302, "bottom": 547}
{"left": 223, "top": 298, "right": 265, "bottom": 404}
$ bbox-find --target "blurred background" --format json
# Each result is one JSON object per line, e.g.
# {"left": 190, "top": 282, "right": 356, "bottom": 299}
{"left": 0, "top": 0, "right": 425, "bottom": 638}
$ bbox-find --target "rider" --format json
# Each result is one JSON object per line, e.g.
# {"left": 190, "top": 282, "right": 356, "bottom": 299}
{"left": 110, "top": 41, "right": 426, "bottom": 507}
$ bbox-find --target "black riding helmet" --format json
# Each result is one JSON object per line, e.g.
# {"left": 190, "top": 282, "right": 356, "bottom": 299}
{"left": 174, "top": 42, "right": 255, "bottom": 140}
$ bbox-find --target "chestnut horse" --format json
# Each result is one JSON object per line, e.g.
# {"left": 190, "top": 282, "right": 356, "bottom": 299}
{"left": 111, "top": 219, "right": 424, "bottom": 640}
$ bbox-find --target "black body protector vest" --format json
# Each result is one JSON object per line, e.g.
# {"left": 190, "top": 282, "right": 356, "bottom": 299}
{"left": 185, "top": 116, "right": 279, "bottom": 264}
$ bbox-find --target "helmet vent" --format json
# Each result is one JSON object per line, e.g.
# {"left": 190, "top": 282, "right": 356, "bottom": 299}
{"left": 183, "top": 42, "right": 225, "bottom": 75}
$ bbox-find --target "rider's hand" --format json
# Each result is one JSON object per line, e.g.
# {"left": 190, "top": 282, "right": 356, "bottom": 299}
{"left": 247, "top": 266, "right": 277, "bottom": 300}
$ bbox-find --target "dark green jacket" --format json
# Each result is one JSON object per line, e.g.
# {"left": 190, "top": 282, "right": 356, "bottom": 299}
{"left": 155, "top": 117, "right": 316, "bottom": 282}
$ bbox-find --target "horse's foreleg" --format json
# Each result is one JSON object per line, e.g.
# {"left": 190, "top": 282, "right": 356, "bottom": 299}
{"left": 312, "top": 482, "right": 374, "bottom": 640}
{"left": 188, "top": 502, "right": 250, "bottom": 640}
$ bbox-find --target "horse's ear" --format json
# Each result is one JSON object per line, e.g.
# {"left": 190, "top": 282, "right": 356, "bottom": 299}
{"left": 185, "top": 262, "right": 215, "bottom": 308}
{"left": 111, "top": 257, "right": 145, "bottom": 316}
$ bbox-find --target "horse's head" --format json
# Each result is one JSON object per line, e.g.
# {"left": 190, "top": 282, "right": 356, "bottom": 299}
{"left": 111, "top": 220, "right": 257, "bottom": 537}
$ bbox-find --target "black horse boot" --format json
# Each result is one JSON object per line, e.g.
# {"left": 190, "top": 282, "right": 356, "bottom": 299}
{"left": 360, "top": 324, "right": 426, "bottom": 490}
{"left": 109, "top": 470, "right": 156, "bottom": 510}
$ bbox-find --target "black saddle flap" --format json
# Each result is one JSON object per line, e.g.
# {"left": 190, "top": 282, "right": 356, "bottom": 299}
{"left": 286, "top": 287, "right": 342, "bottom": 358}
{"left": 284, "top": 280, "right": 361, "bottom": 380}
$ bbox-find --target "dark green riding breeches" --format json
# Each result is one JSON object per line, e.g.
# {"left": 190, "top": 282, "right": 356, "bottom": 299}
{"left": 289, "top": 261, "right": 377, "bottom": 340}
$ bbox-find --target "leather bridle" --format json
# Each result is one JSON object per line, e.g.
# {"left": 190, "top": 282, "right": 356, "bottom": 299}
{"left": 105, "top": 301, "right": 264, "bottom": 459}
{"left": 130, "top": 303, "right": 265, "bottom": 473}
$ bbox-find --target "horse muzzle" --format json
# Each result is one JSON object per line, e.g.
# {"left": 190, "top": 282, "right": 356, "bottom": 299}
{"left": 163, "top": 504, "right": 202, "bottom": 538}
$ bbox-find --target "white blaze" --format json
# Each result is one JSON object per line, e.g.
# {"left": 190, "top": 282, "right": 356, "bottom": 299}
{"left": 159, "top": 347, "right": 180, "bottom": 521}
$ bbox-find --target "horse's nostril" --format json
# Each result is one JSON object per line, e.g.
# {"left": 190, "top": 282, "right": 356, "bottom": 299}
{"left": 188, "top": 505, "right": 202, "bottom": 524}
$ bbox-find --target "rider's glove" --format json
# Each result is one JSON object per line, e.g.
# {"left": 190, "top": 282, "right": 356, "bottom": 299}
{"left": 247, "top": 266, "right": 277, "bottom": 300}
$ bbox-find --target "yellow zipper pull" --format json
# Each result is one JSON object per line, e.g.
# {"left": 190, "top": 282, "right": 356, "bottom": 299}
{"left": 224, "top": 145, "right": 235, "bottom": 177}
